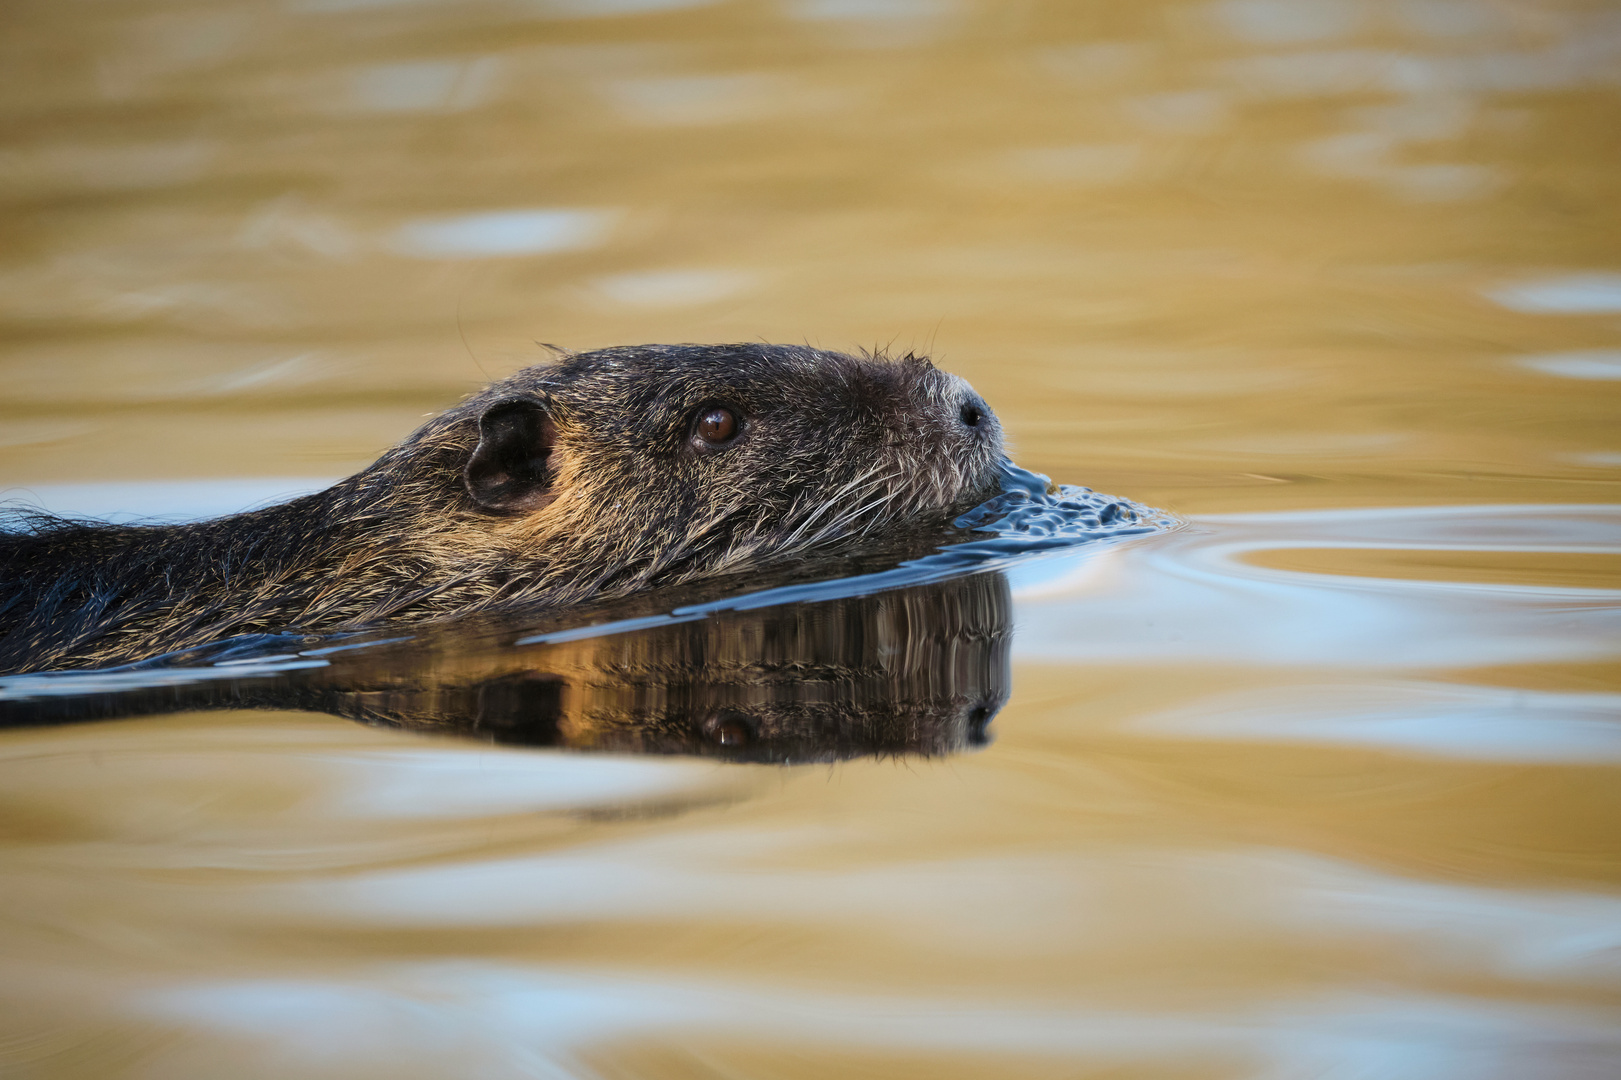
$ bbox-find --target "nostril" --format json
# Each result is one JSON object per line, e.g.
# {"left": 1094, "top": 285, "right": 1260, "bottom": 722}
{"left": 960, "top": 401, "right": 983, "bottom": 428}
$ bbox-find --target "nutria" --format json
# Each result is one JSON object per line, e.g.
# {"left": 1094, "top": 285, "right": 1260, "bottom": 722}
{"left": 0, "top": 571, "right": 1013, "bottom": 762}
{"left": 0, "top": 344, "right": 1003, "bottom": 674}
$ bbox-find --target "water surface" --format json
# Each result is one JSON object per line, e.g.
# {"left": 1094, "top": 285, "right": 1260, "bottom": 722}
{"left": 1, "top": 0, "right": 1619, "bottom": 1077}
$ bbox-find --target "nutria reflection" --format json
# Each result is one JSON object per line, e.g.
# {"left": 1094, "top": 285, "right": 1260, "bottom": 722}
{"left": 0, "top": 572, "right": 1013, "bottom": 763}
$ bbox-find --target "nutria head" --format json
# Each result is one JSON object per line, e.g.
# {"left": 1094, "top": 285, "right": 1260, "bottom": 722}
{"left": 379, "top": 343, "right": 1005, "bottom": 604}
{"left": 0, "top": 343, "right": 1004, "bottom": 672}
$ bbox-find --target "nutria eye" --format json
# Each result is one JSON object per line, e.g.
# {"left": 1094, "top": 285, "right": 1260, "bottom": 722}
{"left": 694, "top": 406, "right": 739, "bottom": 446}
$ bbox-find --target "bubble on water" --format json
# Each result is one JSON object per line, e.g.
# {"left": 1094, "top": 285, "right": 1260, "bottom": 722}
{"left": 951, "top": 461, "right": 1165, "bottom": 551}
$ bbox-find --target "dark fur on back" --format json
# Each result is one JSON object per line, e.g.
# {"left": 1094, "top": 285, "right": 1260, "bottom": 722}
{"left": 1, "top": 344, "right": 1003, "bottom": 673}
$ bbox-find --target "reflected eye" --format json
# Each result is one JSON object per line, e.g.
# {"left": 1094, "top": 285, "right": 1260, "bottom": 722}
{"left": 694, "top": 406, "right": 739, "bottom": 446}
{"left": 703, "top": 710, "right": 754, "bottom": 748}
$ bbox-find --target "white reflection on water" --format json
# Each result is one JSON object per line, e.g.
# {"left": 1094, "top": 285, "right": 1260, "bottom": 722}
{"left": 114, "top": 794, "right": 1621, "bottom": 1075}
{"left": 1489, "top": 274, "right": 1621, "bottom": 314}
{"left": 325, "top": 750, "right": 726, "bottom": 819}
{"left": 142, "top": 968, "right": 1621, "bottom": 1080}
{"left": 260, "top": 840, "right": 1075, "bottom": 929}
{"left": 235, "top": 837, "right": 1621, "bottom": 985}
{"left": 387, "top": 209, "right": 616, "bottom": 258}
{"left": 1136, "top": 681, "right": 1621, "bottom": 762}
{"left": 1518, "top": 351, "right": 1621, "bottom": 380}
{"left": 136, "top": 839, "right": 1621, "bottom": 1078}
{"left": 1014, "top": 504, "right": 1621, "bottom": 668}
{"left": 0, "top": 477, "right": 335, "bottom": 525}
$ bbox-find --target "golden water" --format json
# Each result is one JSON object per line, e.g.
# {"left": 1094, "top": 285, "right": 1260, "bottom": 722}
{"left": 2, "top": 0, "right": 1620, "bottom": 1076}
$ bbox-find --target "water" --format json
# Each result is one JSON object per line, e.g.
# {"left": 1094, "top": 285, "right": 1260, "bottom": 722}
{"left": 2, "top": 0, "right": 1620, "bottom": 1076}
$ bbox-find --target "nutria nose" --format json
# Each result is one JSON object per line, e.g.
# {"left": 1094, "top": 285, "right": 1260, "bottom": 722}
{"left": 959, "top": 392, "right": 988, "bottom": 430}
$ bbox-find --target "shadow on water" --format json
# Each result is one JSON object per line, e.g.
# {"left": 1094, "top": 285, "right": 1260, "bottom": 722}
{"left": 0, "top": 464, "right": 1173, "bottom": 762}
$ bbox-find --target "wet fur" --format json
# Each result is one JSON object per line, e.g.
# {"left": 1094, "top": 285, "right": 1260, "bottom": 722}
{"left": 0, "top": 344, "right": 1002, "bottom": 673}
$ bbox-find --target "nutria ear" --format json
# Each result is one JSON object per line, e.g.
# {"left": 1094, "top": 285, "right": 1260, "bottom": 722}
{"left": 464, "top": 397, "right": 558, "bottom": 514}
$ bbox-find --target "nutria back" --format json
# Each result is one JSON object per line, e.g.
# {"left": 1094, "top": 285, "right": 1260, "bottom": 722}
{"left": 0, "top": 344, "right": 1003, "bottom": 673}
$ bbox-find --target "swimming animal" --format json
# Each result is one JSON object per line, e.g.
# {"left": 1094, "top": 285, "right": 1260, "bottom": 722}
{"left": 0, "top": 344, "right": 1003, "bottom": 673}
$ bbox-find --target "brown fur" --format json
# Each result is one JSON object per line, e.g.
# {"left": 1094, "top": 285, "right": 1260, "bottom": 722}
{"left": 0, "top": 344, "right": 1003, "bottom": 673}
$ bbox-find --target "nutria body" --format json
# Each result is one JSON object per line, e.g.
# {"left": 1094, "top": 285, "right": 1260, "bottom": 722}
{"left": 0, "top": 344, "right": 1003, "bottom": 674}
